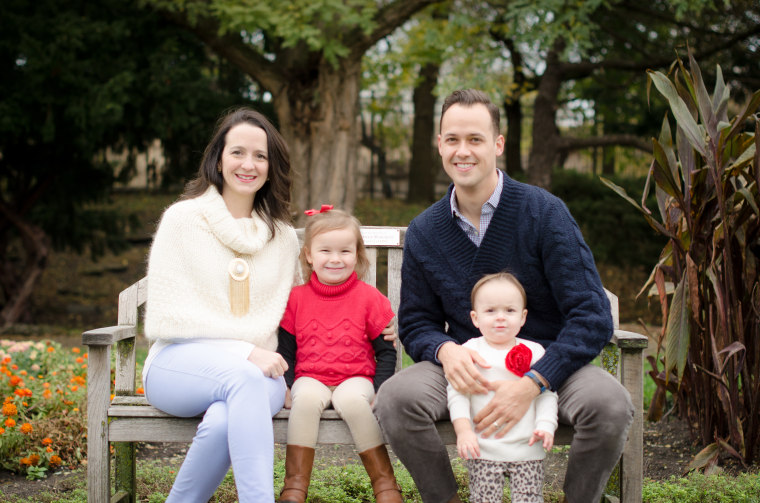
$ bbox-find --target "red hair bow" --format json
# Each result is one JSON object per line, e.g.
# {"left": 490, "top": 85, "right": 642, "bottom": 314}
{"left": 304, "top": 204, "right": 334, "bottom": 216}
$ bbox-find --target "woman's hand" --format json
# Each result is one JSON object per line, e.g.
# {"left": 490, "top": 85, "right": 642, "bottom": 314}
{"left": 247, "top": 347, "right": 288, "bottom": 378}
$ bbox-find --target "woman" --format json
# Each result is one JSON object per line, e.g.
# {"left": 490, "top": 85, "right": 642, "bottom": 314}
{"left": 142, "top": 108, "right": 300, "bottom": 502}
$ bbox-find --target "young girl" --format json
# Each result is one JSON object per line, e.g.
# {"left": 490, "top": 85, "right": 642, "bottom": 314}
{"left": 447, "top": 272, "right": 558, "bottom": 503}
{"left": 276, "top": 207, "right": 403, "bottom": 503}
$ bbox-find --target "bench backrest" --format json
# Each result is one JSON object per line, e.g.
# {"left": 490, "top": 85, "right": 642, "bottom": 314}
{"left": 114, "top": 225, "right": 619, "bottom": 393}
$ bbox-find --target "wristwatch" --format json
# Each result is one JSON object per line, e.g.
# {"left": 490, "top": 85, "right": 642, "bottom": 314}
{"left": 524, "top": 370, "right": 547, "bottom": 393}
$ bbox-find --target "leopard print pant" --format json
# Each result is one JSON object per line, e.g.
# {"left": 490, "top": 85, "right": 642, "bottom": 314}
{"left": 465, "top": 458, "right": 544, "bottom": 503}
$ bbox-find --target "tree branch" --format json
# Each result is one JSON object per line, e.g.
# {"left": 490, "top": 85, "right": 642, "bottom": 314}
{"left": 161, "top": 10, "right": 285, "bottom": 92}
{"left": 558, "top": 134, "right": 652, "bottom": 154}
{"left": 351, "top": 0, "right": 442, "bottom": 59}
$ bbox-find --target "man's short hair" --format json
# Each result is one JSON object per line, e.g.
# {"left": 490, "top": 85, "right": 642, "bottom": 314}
{"left": 440, "top": 89, "right": 500, "bottom": 137}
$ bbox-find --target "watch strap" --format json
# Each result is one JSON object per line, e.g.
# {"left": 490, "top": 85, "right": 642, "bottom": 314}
{"left": 524, "top": 370, "right": 547, "bottom": 393}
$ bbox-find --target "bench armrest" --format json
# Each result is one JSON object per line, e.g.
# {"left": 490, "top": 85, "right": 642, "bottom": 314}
{"left": 611, "top": 329, "right": 649, "bottom": 350}
{"left": 82, "top": 325, "right": 137, "bottom": 346}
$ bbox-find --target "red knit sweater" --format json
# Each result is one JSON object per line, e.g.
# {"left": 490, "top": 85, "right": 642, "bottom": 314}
{"left": 280, "top": 272, "right": 395, "bottom": 386}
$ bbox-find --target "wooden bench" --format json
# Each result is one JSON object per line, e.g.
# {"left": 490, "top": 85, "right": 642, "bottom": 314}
{"left": 83, "top": 225, "right": 648, "bottom": 503}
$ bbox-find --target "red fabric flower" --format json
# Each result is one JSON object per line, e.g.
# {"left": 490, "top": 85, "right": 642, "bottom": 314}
{"left": 505, "top": 343, "right": 532, "bottom": 377}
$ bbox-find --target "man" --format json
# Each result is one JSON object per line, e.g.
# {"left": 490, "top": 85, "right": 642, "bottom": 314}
{"left": 374, "top": 89, "right": 634, "bottom": 503}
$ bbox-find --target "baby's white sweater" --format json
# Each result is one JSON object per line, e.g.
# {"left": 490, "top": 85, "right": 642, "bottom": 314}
{"left": 447, "top": 337, "right": 559, "bottom": 462}
{"left": 142, "top": 186, "right": 299, "bottom": 376}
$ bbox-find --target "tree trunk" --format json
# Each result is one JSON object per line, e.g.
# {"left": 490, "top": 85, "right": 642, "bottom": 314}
{"left": 0, "top": 203, "right": 49, "bottom": 327}
{"left": 504, "top": 97, "right": 523, "bottom": 177}
{"left": 408, "top": 62, "right": 439, "bottom": 203}
{"left": 527, "top": 45, "right": 564, "bottom": 189}
{"left": 272, "top": 58, "right": 363, "bottom": 219}
{"left": 502, "top": 37, "right": 525, "bottom": 177}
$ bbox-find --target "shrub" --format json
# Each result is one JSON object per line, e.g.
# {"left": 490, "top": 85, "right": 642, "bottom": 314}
{"left": 0, "top": 339, "right": 88, "bottom": 479}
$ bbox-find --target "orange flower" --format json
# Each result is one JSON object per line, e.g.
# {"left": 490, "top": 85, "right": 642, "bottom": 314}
{"left": 75, "top": 357, "right": 84, "bottom": 364}
{"left": 72, "top": 347, "right": 81, "bottom": 354}
{"left": 19, "top": 457, "right": 31, "bottom": 466}
{"left": 136, "top": 387, "right": 145, "bottom": 395}
{"left": 42, "top": 382, "right": 50, "bottom": 388}
{"left": 83, "top": 352, "right": 88, "bottom": 359}
{"left": 42, "top": 437, "right": 53, "bottom": 446}
{"left": 70, "top": 386, "right": 79, "bottom": 392}
{"left": 70, "top": 376, "right": 86, "bottom": 386}
{"left": 47, "top": 346, "right": 54, "bottom": 353}
{"left": 49, "top": 455, "right": 62, "bottom": 466}
{"left": 42, "top": 389, "right": 52, "bottom": 399}
{"left": 2, "top": 402, "right": 17, "bottom": 416}
{"left": 1, "top": 356, "right": 10, "bottom": 364}
{"left": 28, "top": 454, "right": 40, "bottom": 465}
{"left": 4, "top": 418, "right": 15, "bottom": 428}
{"left": 0, "top": 427, "right": 5, "bottom": 435}
{"left": 19, "top": 370, "right": 27, "bottom": 376}
{"left": 3, "top": 396, "right": 11, "bottom": 403}
{"left": 9, "top": 375, "right": 22, "bottom": 386}
{"left": 46, "top": 446, "right": 53, "bottom": 453}
{"left": 20, "top": 422, "right": 32, "bottom": 434}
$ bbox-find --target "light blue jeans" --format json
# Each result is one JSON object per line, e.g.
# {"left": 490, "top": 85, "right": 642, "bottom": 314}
{"left": 144, "top": 342, "right": 286, "bottom": 503}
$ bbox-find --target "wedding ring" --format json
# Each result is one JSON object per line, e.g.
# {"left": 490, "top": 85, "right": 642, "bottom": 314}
{"left": 493, "top": 421, "right": 500, "bottom": 428}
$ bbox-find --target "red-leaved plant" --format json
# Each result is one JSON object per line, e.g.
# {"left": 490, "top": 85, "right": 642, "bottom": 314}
{"left": 602, "top": 53, "right": 760, "bottom": 472}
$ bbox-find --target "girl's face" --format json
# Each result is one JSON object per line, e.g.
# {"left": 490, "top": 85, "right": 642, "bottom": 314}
{"left": 470, "top": 279, "right": 527, "bottom": 350}
{"left": 219, "top": 123, "right": 269, "bottom": 215}
{"left": 305, "top": 228, "right": 358, "bottom": 285}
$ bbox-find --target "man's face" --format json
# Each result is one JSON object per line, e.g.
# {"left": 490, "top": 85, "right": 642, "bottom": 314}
{"left": 437, "top": 103, "right": 504, "bottom": 194}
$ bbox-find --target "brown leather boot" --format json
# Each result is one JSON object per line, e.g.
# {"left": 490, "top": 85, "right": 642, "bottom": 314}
{"left": 358, "top": 445, "right": 403, "bottom": 503}
{"left": 278, "top": 445, "right": 315, "bottom": 503}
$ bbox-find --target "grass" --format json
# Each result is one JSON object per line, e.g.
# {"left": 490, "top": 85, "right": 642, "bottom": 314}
{"left": 2, "top": 459, "right": 759, "bottom": 502}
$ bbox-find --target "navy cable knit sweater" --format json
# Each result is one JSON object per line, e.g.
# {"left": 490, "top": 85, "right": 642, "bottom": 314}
{"left": 398, "top": 173, "right": 613, "bottom": 389}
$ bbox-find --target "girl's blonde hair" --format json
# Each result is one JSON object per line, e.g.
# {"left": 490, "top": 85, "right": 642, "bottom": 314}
{"left": 300, "top": 209, "right": 370, "bottom": 280}
{"left": 470, "top": 272, "right": 527, "bottom": 308}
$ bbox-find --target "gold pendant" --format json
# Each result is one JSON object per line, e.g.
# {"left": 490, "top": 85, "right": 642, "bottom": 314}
{"left": 228, "top": 258, "right": 250, "bottom": 316}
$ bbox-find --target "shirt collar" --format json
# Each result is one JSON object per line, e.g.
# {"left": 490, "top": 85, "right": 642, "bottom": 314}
{"left": 450, "top": 169, "right": 504, "bottom": 218}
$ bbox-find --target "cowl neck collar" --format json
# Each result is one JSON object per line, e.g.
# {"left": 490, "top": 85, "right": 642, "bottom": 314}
{"left": 199, "top": 186, "right": 271, "bottom": 255}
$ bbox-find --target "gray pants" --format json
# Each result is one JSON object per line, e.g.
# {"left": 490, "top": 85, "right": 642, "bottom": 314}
{"left": 374, "top": 361, "right": 634, "bottom": 503}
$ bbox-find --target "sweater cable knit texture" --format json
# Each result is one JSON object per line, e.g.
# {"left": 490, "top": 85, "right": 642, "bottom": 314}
{"left": 399, "top": 173, "right": 613, "bottom": 389}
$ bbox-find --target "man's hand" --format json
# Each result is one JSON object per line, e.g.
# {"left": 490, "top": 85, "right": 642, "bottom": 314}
{"left": 381, "top": 319, "right": 397, "bottom": 347}
{"left": 473, "top": 377, "right": 539, "bottom": 438}
{"left": 247, "top": 347, "right": 288, "bottom": 378}
{"left": 439, "top": 342, "right": 490, "bottom": 394}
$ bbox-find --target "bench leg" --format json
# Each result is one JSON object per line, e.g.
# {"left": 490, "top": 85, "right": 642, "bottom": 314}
{"left": 115, "top": 442, "right": 136, "bottom": 503}
{"left": 619, "top": 348, "right": 644, "bottom": 503}
{"left": 87, "top": 345, "right": 111, "bottom": 502}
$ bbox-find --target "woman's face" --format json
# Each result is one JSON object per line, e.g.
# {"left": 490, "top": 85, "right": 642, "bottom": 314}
{"left": 219, "top": 123, "right": 269, "bottom": 214}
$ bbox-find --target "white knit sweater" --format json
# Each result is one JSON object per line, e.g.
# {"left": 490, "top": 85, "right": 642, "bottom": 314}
{"left": 144, "top": 186, "right": 299, "bottom": 351}
{"left": 447, "top": 337, "right": 559, "bottom": 462}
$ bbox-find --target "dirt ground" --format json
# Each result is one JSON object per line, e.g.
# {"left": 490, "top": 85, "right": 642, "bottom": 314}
{"left": 0, "top": 414, "right": 700, "bottom": 501}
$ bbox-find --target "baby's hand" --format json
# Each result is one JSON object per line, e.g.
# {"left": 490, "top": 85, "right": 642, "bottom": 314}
{"left": 456, "top": 429, "right": 481, "bottom": 460}
{"left": 529, "top": 429, "right": 554, "bottom": 451}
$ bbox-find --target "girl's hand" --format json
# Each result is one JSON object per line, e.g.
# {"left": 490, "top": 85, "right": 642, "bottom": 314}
{"left": 247, "top": 347, "right": 288, "bottom": 378}
{"left": 381, "top": 319, "right": 397, "bottom": 347}
{"left": 529, "top": 429, "right": 555, "bottom": 451}
{"left": 456, "top": 429, "right": 481, "bottom": 460}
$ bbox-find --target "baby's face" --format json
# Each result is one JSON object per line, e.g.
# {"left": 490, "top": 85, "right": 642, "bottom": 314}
{"left": 470, "top": 279, "right": 527, "bottom": 350}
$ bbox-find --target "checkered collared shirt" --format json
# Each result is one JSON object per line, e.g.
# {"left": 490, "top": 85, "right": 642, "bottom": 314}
{"left": 449, "top": 169, "right": 504, "bottom": 246}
